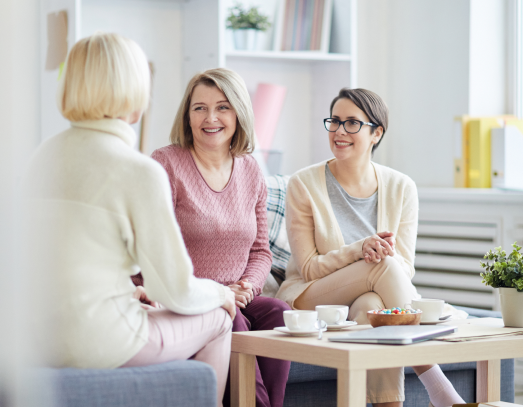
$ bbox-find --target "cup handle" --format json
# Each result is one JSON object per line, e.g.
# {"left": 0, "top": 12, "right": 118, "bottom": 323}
{"left": 404, "top": 303, "right": 412, "bottom": 310}
{"left": 291, "top": 313, "right": 300, "bottom": 330}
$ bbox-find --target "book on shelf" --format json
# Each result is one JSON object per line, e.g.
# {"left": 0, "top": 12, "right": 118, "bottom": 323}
{"left": 273, "top": 0, "right": 333, "bottom": 53}
{"left": 468, "top": 117, "right": 504, "bottom": 188}
{"left": 491, "top": 122, "right": 523, "bottom": 190}
{"left": 453, "top": 115, "right": 514, "bottom": 188}
{"left": 252, "top": 83, "right": 287, "bottom": 152}
{"left": 453, "top": 115, "right": 470, "bottom": 188}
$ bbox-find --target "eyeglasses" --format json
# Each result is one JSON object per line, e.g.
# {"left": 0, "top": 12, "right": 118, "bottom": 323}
{"left": 324, "top": 118, "right": 378, "bottom": 134}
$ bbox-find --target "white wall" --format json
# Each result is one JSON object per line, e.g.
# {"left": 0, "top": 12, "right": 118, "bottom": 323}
{"left": 81, "top": 0, "right": 184, "bottom": 154}
{"left": 358, "top": 0, "right": 471, "bottom": 187}
{"left": 358, "top": 0, "right": 508, "bottom": 187}
{"left": 0, "top": 0, "right": 50, "bottom": 405}
{"left": 469, "top": 0, "right": 507, "bottom": 116}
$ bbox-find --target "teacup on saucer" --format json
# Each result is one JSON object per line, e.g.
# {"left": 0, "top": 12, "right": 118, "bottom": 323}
{"left": 316, "top": 305, "right": 349, "bottom": 325}
{"left": 283, "top": 310, "right": 318, "bottom": 331}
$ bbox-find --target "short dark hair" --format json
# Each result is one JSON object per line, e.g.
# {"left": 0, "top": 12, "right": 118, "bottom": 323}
{"left": 329, "top": 88, "right": 389, "bottom": 152}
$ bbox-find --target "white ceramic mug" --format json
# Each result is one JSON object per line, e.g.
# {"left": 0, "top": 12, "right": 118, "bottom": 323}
{"left": 283, "top": 310, "right": 318, "bottom": 331}
{"left": 406, "top": 298, "right": 444, "bottom": 322}
{"left": 315, "top": 305, "right": 349, "bottom": 325}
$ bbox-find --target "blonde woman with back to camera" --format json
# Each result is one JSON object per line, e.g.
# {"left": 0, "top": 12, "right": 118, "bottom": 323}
{"left": 21, "top": 33, "right": 235, "bottom": 406}
{"left": 276, "top": 88, "right": 466, "bottom": 407}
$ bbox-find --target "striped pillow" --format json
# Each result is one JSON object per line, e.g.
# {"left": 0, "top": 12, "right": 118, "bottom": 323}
{"left": 265, "top": 175, "right": 291, "bottom": 284}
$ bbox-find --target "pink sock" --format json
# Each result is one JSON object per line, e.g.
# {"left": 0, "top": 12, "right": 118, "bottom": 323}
{"left": 418, "top": 365, "right": 465, "bottom": 407}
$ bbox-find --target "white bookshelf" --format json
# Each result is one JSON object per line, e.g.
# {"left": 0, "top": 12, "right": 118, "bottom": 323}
{"left": 218, "top": 0, "right": 357, "bottom": 171}
{"left": 226, "top": 50, "right": 352, "bottom": 62}
{"left": 40, "top": 0, "right": 357, "bottom": 173}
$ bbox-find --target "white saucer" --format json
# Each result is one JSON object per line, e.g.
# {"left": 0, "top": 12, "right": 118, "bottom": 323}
{"left": 326, "top": 321, "right": 358, "bottom": 331}
{"left": 274, "top": 326, "right": 327, "bottom": 337}
{"left": 420, "top": 320, "right": 445, "bottom": 325}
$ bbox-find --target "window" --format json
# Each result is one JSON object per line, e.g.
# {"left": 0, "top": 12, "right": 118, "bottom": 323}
{"left": 512, "top": 0, "right": 523, "bottom": 118}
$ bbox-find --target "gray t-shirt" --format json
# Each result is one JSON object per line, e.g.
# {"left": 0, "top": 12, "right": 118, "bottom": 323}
{"left": 325, "top": 164, "right": 378, "bottom": 246}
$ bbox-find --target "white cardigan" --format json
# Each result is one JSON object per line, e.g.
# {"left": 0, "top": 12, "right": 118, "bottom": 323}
{"left": 276, "top": 160, "right": 418, "bottom": 308}
{"left": 22, "top": 119, "right": 226, "bottom": 369}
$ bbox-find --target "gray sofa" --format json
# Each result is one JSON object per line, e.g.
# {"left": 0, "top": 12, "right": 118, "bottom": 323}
{"left": 42, "top": 360, "right": 217, "bottom": 407}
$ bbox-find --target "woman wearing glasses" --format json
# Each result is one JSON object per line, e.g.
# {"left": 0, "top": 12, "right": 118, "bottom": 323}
{"left": 276, "top": 88, "right": 464, "bottom": 407}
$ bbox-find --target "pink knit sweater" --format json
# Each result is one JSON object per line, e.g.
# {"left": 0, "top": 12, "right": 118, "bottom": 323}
{"left": 151, "top": 145, "right": 272, "bottom": 295}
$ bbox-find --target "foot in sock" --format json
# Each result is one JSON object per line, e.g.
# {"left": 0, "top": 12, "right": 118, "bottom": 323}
{"left": 418, "top": 365, "right": 465, "bottom": 407}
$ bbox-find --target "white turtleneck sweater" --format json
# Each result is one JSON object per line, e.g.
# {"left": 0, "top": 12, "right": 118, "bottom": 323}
{"left": 22, "top": 119, "right": 226, "bottom": 369}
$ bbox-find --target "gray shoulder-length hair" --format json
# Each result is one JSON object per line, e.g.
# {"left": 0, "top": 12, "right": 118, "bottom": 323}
{"left": 170, "top": 68, "right": 255, "bottom": 156}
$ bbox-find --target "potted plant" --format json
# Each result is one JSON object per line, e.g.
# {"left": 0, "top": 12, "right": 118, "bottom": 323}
{"left": 226, "top": 4, "right": 271, "bottom": 51}
{"left": 480, "top": 242, "right": 523, "bottom": 327}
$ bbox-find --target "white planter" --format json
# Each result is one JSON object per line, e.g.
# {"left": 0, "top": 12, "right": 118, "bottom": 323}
{"left": 232, "top": 29, "right": 258, "bottom": 51}
{"left": 499, "top": 287, "right": 523, "bottom": 327}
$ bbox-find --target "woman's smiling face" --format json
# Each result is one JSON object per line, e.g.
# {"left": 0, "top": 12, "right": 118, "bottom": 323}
{"left": 328, "top": 98, "right": 382, "bottom": 162}
{"left": 189, "top": 84, "right": 237, "bottom": 151}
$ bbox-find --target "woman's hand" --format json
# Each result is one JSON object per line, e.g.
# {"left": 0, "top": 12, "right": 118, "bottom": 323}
{"left": 133, "top": 286, "right": 159, "bottom": 309}
{"left": 221, "top": 286, "right": 237, "bottom": 320}
{"left": 362, "top": 232, "right": 395, "bottom": 264}
{"left": 228, "top": 279, "right": 254, "bottom": 309}
{"left": 378, "top": 231, "right": 396, "bottom": 251}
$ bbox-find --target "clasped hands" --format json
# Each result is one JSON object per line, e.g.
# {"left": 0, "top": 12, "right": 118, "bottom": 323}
{"left": 228, "top": 279, "right": 254, "bottom": 309}
{"left": 362, "top": 231, "right": 396, "bottom": 264}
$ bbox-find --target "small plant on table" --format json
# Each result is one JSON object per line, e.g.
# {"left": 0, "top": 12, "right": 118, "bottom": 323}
{"left": 480, "top": 242, "right": 523, "bottom": 327}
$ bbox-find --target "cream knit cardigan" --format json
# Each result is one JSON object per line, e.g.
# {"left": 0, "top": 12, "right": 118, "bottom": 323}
{"left": 22, "top": 119, "right": 227, "bottom": 369}
{"left": 276, "top": 160, "right": 418, "bottom": 308}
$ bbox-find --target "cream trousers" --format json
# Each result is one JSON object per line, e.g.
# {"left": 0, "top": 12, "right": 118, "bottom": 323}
{"left": 294, "top": 256, "right": 418, "bottom": 404}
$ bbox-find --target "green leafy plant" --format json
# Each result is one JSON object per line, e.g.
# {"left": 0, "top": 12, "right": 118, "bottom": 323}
{"left": 226, "top": 4, "right": 271, "bottom": 31}
{"left": 480, "top": 242, "right": 523, "bottom": 292}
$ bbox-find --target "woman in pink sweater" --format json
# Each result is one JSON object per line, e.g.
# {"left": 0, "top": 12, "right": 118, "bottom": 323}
{"left": 151, "top": 68, "right": 291, "bottom": 407}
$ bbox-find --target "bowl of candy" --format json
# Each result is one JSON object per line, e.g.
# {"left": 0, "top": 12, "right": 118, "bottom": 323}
{"left": 367, "top": 308, "right": 422, "bottom": 327}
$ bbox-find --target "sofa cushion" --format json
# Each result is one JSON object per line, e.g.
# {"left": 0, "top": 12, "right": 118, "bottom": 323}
{"left": 266, "top": 175, "right": 291, "bottom": 284}
{"left": 39, "top": 360, "right": 216, "bottom": 407}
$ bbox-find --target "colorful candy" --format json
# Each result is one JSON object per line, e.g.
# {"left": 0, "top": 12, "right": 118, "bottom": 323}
{"left": 369, "top": 308, "right": 422, "bottom": 315}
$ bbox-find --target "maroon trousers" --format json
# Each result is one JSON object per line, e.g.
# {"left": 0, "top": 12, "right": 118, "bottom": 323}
{"left": 223, "top": 296, "right": 291, "bottom": 407}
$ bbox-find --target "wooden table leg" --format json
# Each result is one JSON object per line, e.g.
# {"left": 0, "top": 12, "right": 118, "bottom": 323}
{"left": 476, "top": 359, "right": 501, "bottom": 403}
{"left": 230, "top": 352, "right": 256, "bottom": 407}
{"left": 338, "top": 368, "right": 367, "bottom": 407}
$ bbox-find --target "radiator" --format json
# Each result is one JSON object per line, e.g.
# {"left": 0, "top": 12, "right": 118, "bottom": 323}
{"left": 413, "top": 218, "right": 499, "bottom": 310}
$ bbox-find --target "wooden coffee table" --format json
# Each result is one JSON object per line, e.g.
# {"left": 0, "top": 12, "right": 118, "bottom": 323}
{"left": 230, "top": 324, "right": 523, "bottom": 407}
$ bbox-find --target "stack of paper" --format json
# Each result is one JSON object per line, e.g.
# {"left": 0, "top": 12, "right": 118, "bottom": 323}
{"left": 434, "top": 321, "right": 523, "bottom": 342}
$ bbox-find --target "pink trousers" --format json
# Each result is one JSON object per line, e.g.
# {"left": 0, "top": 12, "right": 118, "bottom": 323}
{"left": 121, "top": 307, "right": 232, "bottom": 406}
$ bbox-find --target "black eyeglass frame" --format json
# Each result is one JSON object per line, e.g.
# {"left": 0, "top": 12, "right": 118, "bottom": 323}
{"left": 323, "top": 118, "right": 378, "bottom": 134}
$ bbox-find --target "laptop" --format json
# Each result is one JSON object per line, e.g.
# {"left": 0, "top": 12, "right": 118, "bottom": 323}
{"left": 328, "top": 325, "right": 457, "bottom": 345}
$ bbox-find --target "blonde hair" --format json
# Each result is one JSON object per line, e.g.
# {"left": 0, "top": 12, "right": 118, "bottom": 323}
{"left": 170, "top": 68, "right": 255, "bottom": 156}
{"left": 59, "top": 32, "right": 150, "bottom": 121}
